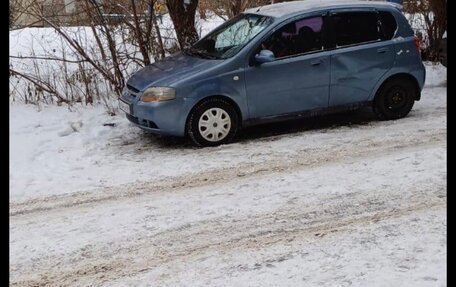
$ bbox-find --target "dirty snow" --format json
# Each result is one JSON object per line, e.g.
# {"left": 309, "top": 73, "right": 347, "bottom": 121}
{"left": 11, "top": 144, "right": 446, "bottom": 285}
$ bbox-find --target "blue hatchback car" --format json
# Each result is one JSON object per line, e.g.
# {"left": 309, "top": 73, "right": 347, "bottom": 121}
{"left": 119, "top": 0, "right": 425, "bottom": 146}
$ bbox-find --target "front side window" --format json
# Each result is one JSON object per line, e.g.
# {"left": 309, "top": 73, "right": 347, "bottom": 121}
{"left": 260, "top": 16, "right": 324, "bottom": 59}
{"left": 331, "top": 12, "right": 382, "bottom": 47}
{"left": 188, "top": 14, "right": 272, "bottom": 59}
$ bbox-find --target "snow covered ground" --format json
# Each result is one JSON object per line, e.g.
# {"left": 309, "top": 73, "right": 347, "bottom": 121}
{"left": 10, "top": 62, "right": 446, "bottom": 286}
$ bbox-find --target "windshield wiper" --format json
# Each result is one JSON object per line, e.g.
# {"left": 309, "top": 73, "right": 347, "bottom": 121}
{"left": 184, "top": 48, "right": 220, "bottom": 60}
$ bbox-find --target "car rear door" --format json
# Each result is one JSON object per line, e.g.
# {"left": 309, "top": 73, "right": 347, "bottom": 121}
{"left": 328, "top": 10, "right": 396, "bottom": 106}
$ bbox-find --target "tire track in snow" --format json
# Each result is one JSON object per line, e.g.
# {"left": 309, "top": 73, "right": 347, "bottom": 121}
{"left": 10, "top": 128, "right": 445, "bottom": 217}
{"left": 11, "top": 183, "right": 446, "bottom": 286}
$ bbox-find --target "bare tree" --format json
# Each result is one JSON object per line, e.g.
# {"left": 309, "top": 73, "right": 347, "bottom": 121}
{"left": 9, "top": 0, "right": 45, "bottom": 28}
{"left": 166, "top": 0, "right": 199, "bottom": 49}
{"left": 426, "top": 0, "right": 446, "bottom": 60}
{"left": 226, "top": 0, "right": 248, "bottom": 19}
{"left": 198, "top": 0, "right": 271, "bottom": 20}
{"left": 404, "top": 0, "right": 447, "bottom": 61}
{"left": 9, "top": 0, "right": 169, "bottom": 110}
{"left": 10, "top": 2, "right": 14, "bottom": 28}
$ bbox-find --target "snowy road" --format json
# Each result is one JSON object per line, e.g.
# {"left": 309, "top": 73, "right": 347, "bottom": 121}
{"left": 10, "top": 64, "right": 446, "bottom": 286}
{"left": 10, "top": 140, "right": 446, "bottom": 286}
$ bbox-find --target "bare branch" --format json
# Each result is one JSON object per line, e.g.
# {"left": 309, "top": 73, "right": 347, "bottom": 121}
{"left": 10, "top": 55, "right": 89, "bottom": 64}
{"left": 10, "top": 68, "right": 69, "bottom": 104}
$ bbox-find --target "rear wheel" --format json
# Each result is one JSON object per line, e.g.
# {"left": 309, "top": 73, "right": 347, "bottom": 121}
{"left": 187, "top": 98, "right": 239, "bottom": 147}
{"left": 373, "top": 78, "right": 416, "bottom": 120}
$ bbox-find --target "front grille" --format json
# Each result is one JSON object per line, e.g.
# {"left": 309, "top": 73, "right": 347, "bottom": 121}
{"left": 125, "top": 93, "right": 136, "bottom": 101}
{"left": 126, "top": 113, "right": 139, "bottom": 125}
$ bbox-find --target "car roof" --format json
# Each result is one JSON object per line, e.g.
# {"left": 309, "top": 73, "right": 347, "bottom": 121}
{"left": 245, "top": 0, "right": 402, "bottom": 19}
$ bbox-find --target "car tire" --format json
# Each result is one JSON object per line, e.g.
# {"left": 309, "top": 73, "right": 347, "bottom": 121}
{"left": 373, "top": 78, "right": 416, "bottom": 120}
{"left": 187, "top": 98, "right": 239, "bottom": 147}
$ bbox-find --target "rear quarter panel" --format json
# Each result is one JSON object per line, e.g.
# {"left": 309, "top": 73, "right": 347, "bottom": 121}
{"left": 368, "top": 9, "right": 426, "bottom": 100}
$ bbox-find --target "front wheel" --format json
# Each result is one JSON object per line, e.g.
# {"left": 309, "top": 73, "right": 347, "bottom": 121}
{"left": 187, "top": 98, "right": 239, "bottom": 147}
{"left": 373, "top": 78, "right": 416, "bottom": 120}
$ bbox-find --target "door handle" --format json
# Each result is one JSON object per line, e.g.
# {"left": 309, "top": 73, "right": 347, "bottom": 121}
{"left": 310, "top": 59, "right": 322, "bottom": 66}
{"left": 377, "top": 47, "right": 389, "bottom": 54}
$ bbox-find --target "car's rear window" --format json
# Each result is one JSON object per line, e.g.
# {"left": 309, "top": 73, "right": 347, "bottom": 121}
{"left": 331, "top": 12, "right": 383, "bottom": 47}
{"left": 379, "top": 11, "right": 398, "bottom": 40}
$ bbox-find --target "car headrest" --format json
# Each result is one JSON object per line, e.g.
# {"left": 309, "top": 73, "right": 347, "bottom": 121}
{"left": 282, "top": 23, "right": 296, "bottom": 34}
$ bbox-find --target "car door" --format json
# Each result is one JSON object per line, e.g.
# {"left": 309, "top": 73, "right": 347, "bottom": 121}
{"left": 244, "top": 15, "right": 331, "bottom": 119}
{"left": 328, "top": 10, "right": 396, "bottom": 106}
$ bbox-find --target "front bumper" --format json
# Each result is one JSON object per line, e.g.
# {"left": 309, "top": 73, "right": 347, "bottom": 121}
{"left": 119, "top": 92, "right": 196, "bottom": 137}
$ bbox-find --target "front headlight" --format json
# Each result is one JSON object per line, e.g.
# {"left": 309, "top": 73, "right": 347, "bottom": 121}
{"left": 140, "top": 87, "right": 176, "bottom": 102}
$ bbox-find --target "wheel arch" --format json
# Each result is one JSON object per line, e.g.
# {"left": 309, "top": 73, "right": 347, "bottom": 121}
{"left": 371, "top": 73, "right": 421, "bottom": 101}
{"left": 185, "top": 95, "right": 243, "bottom": 135}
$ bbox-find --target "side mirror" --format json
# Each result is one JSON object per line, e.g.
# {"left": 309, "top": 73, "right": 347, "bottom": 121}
{"left": 255, "top": 49, "right": 275, "bottom": 64}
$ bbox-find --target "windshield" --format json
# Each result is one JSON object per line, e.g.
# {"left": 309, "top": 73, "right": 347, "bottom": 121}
{"left": 187, "top": 14, "right": 273, "bottom": 59}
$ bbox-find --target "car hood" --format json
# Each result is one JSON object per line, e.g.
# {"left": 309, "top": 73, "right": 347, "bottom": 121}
{"left": 126, "top": 52, "right": 221, "bottom": 92}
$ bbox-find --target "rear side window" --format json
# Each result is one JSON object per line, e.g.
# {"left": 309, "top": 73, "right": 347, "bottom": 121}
{"left": 379, "top": 11, "right": 397, "bottom": 40}
{"left": 331, "top": 12, "right": 382, "bottom": 47}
